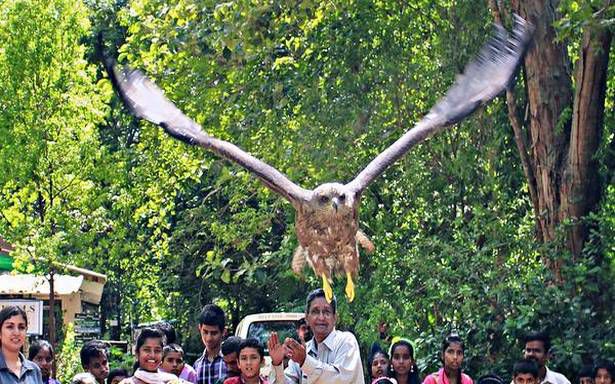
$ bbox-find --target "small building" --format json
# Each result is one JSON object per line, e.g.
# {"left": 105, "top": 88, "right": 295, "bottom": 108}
{"left": 0, "top": 237, "right": 107, "bottom": 339}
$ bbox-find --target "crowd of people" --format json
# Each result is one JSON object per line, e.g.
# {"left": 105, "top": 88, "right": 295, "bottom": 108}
{"left": 1, "top": 289, "right": 613, "bottom": 384}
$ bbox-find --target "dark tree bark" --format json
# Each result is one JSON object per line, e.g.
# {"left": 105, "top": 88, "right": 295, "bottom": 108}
{"left": 506, "top": 0, "right": 612, "bottom": 280}
{"left": 561, "top": 26, "right": 611, "bottom": 261}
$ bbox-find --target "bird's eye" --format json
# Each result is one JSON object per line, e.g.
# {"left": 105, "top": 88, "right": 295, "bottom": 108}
{"left": 339, "top": 194, "right": 346, "bottom": 201}
{"left": 319, "top": 196, "right": 330, "bottom": 204}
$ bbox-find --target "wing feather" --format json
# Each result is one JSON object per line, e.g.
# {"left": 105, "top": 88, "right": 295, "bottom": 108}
{"left": 106, "top": 61, "right": 311, "bottom": 203}
{"left": 347, "top": 15, "right": 533, "bottom": 194}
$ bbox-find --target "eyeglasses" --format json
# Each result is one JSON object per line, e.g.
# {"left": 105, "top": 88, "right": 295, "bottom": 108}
{"left": 308, "top": 309, "right": 334, "bottom": 318}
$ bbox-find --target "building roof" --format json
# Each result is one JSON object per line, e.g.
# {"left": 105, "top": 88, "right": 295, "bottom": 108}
{"left": 0, "top": 274, "right": 84, "bottom": 295}
{"left": 0, "top": 237, "right": 107, "bottom": 304}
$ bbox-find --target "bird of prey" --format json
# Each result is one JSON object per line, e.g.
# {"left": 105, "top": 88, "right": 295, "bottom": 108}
{"left": 106, "top": 15, "right": 532, "bottom": 302}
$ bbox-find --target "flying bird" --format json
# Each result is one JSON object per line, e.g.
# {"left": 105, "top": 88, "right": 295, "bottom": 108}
{"left": 106, "top": 15, "right": 532, "bottom": 302}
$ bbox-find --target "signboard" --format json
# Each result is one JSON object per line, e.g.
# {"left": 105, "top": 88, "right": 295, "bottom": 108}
{"left": 0, "top": 299, "right": 43, "bottom": 335}
{"left": 74, "top": 313, "right": 101, "bottom": 337}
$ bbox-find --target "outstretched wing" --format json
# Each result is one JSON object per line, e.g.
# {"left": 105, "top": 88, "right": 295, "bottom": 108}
{"left": 346, "top": 15, "right": 533, "bottom": 194}
{"left": 106, "top": 60, "right": 311, "bottom": 204}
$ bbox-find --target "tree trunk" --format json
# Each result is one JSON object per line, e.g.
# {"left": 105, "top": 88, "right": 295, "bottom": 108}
{"left": 560, "top": 26, "right": 611, "bottom": 261}
{"left": 509, "top": 0, "right": 611, "bottom": 279}
{"left": 48, "top": 270, "right": 57, "bottom": 379}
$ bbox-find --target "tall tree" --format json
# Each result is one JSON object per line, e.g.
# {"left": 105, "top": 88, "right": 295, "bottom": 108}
{"left": 0, "top": 0, "right": 108, "bottom": 342}
{"left": 497, "top": 0, "right": 613, "bottom": 277}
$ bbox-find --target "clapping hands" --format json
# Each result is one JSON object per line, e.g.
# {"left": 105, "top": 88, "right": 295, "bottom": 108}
{"left": 268, "top": 332, "right": 307, "bottom": 366}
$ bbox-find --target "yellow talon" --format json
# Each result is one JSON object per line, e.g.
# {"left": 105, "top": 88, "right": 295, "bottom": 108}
{"left": 345, "top": 272, "right": 355, "bottom": 302}
{"left": 321, "top": 273, "right": 334, "bottom": 303}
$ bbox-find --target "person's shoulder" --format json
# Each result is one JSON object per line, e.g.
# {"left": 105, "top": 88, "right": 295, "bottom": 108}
{"left": 461, "top": 372, "right": 474, "bottom": 384}
{"left": 22, "top": 356, "right": 42, "bottom": 379}
{"left": 21, "top": 354, "right": 40, "bottom": 371}
{"left": 423, "top": 371, "right": 440, "bottom": 384}
{"left": 223, "top": 377, "right": 241, "bottom": 384}
{"left": 546, "top": 368, "right": 571, "bottom": 384}
{"left": 327, "top": 330, "right": 360, "bottom": 350}
{"left": 336, "top": 330, "right": 360, "bottom": 343}
{"left": 193, "top": 353, "right": 206, "bottom": 367}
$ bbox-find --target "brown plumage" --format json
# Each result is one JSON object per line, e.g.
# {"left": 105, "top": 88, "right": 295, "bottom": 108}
{"left": 106, "top": 16, "right": 532, "bottom": 302}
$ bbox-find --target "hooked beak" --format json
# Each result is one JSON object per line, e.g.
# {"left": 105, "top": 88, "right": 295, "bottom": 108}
{"left": 332, "top": 198, "right": 339, "bottom": 211}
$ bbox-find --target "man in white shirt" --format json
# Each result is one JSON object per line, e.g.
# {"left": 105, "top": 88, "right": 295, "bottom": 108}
{"left": 514, "top": 332, "right": 570, "bottom": 384}
{"left": 267, "top": 289, "right": 364, "bottom": 384}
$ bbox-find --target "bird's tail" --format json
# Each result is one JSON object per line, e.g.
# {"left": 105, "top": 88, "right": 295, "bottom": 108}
{"left": 291, "top": 246, "right": 307, "bottom": 276}
{"left": 356, "top": 230, "right": 375, "bottom": 254}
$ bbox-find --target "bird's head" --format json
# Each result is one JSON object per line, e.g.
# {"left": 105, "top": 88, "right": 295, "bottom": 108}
{"left": 309, "top": 183, "right": 354, "bottom": 214}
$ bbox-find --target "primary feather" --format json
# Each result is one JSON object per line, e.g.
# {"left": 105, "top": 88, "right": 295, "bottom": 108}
{"left": 106, "top": 15, "right": 533, "bottom": 302}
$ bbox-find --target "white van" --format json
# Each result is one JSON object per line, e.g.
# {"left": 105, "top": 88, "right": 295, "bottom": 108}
{"left": 235, "top": 312, "right": 305, "bottom": 375}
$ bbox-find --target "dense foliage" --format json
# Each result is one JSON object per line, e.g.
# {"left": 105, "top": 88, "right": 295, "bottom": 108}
{"left": 0, "top": 0, "right": 613, "bottom": 380}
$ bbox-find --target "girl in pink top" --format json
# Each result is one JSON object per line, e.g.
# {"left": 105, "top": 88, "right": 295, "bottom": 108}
{"left": 422, "top": 334, "right": 473, "bottom": 384}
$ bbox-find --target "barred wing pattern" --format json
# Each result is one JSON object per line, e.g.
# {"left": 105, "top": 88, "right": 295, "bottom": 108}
{"left": 347, "top": 15, "right": 533, "bottom": 194}
{"left": 106, "top": 62, "right": 311, "bottom": 204}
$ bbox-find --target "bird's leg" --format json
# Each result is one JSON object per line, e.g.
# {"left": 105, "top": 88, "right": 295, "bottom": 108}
{"left": 321, "top": 273, "right": 334, "bottom": 303}
{"left": 345, "top": 271, "right": 355, "bottom": 302}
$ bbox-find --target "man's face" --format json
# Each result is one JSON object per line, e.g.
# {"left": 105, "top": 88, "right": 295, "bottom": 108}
{"left": 199, "top": 324, "right": 224, "bottom": 352}
{"left": 223, "top": 351, "right": 240, "bottom": 377}
{"left": 514, "top": 373, "right": 538, "bottom": 384}
{"left": 161, "top": 351, "right": 184, "bottom": 376}
{"left": 523, "top": 340, "right": 547, "bottom": 368}
{"left": 85, "top": 354, "right": 109, "bottom": 384}
{"left": 306, "top": 297, "right": 336, "bottom": 342}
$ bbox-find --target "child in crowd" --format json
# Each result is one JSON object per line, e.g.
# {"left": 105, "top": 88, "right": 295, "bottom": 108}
{"left": 72, "top": 373, "right": 98, "bottom": 384}
{"left": 423, "top": 333, "right": 473, "bottom": 384}
{"left": 221, "top": 336, "right": 242, "bottom": 379}
{"left": 477, "top": 374, "right": 505, "bottom": 384}
{"left": 80, "top": 340, "right": 110, "bottom": 384}
{"left": 194, "top": 304, "right": 228, "bottom": 384}
{"left": 513, "top": 359, "right": 539, "bottom": 384}
{"left": 223, "top": 338, "right": 267, "bottom": 384}
{"left": 594, "top": 360, "right": 615, "bottom": 384}
{"left": 160, "top": 344, "right": 197, "bottom": 383}
{"left": 107, "top": 368, "right": 129, "bottom": 384}
{"left": 29, "top": 339, "right": 61, "bottom": 384}
{"left": 119, "top": 327, "right": 189, "bottom": 384}
{"left": 578, "top": 365, "right": 594, "bottom": 384}
{"left": 389, "top": 339, "right": 420, "bottom": 384}
{"left": 367, "top": 345, "right": 391, "bottom": 383}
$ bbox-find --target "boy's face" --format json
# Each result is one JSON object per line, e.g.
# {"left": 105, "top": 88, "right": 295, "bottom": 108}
{"left": 580, "top": 377, "right": 593, "bottom": 384}
{"left": 514, "top": 373, "right": 537, "bottom": 384}
{"left": 199, "top": 324, "right": 225, "bottom": 352}
{"left": 238, "top": 347, "right": 263, "bottom": 380}
{"left": 85, "top": 353, "right": 109, "bottom": 384}
{"left": 223, "top": 351, "right": 240, "bottom": 377}
{"left": 161, "top": 351, "right": 184, "bottom": 376}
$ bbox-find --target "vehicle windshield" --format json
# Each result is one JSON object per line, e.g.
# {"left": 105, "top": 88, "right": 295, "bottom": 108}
{"left": 247, "top": 320, "right": 300, "bottom": 355}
